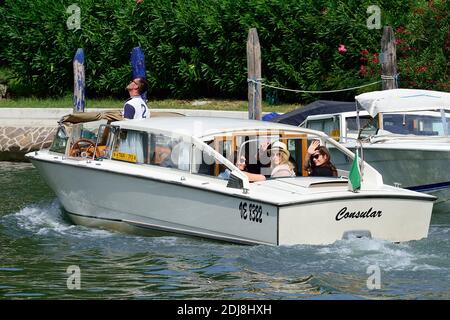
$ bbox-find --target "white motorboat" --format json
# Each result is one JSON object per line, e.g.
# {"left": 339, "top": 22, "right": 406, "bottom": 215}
{"left": 26, "top": 111, "right": 435, "bottom": 245}
{"left": 298, "top": 89, "right": 450, "bottom": 212}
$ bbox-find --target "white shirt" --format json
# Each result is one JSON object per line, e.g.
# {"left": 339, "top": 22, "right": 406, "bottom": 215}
{"left": 123, "top": 96, "right": 149, "bottom": 119}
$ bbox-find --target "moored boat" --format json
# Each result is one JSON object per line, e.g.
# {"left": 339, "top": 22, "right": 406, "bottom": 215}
{"left": 275, "top": 90, "right": 450, "bottom": 212}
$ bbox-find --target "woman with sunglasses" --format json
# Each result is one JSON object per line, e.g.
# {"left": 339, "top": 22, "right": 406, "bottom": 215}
{"left": 304, "top": 140, "right": 338, "bottom": 177}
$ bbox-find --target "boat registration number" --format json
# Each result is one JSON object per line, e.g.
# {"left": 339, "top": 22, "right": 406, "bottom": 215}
{"left": 239, "top": 201, "right": 264, "bottom": 223}
{"left": 112, "top": 151, "right": 137, "bottom": 163}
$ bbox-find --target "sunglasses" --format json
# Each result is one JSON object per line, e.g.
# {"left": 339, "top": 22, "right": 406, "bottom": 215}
{"left": 312, "top": 154, "right": 321, "bottom": 160}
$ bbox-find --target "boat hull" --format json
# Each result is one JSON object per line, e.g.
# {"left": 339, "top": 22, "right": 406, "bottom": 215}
{"left": 30, "top": 157, "right": 434, "bottom": 245}
{"left": 333, "top": 146, "right": 450, "bottom": 212}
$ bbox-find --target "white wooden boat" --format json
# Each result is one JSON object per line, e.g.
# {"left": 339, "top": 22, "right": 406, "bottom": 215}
{"left": 26, "top": 112, "right": 435, "bottom": 245}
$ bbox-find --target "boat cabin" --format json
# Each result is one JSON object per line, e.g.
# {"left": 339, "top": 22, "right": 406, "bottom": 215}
{"left": 49, "top": 115, "right": 363, "bottom": 184}
{"left": 300, "top": 110, "right": 450, "bottom": 143}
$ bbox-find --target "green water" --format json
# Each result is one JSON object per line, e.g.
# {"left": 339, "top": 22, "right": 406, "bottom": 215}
{"left": 1, "top": 162, "right": 449, "bottom": 299}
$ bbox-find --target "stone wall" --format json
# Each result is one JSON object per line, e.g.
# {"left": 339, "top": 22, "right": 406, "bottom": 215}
{"left": 0, "top": 127, "right": 56, "bottom": 161}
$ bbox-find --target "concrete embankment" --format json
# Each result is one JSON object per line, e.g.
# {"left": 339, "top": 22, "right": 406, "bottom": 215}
{"left": 0, "top": 108, "right": 253, "bottom": 161}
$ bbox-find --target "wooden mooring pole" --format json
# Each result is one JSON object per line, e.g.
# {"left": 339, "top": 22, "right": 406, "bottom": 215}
{"left": 247, "top": 28, "right": 262, "bottom": 120}
{"left": 381, "top": 26, "right": 398, "bottom": 90}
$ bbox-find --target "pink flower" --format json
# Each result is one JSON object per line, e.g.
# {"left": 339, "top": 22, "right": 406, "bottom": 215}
{"left": 338, "top": 44, "right": 347, "bottom": 54}
{"left": 359, "top": 65, "right": 367, "bottom": 76}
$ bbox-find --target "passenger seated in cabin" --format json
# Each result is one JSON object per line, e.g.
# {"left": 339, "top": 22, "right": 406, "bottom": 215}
{"left": 235, "top": 155, "right": 267, "bottom": 182}
{"left": 156, "top": 140, "right": 191, "bottom": 170}
{"left": 303, "top": 140, "right": 338, "bottom": 177}
{"left": 218, "top": 151, "right": 265, "bottom": 182}
{"left": 218, "top": 151, "right": 237, "bottom": 180}
{"left": 231, "top": 141, "right": 295, "bottom": 182}
{"left": 155, "top": 145, "right": 174, "bottom": 168}
{"left": 266, "top": 141, "right": 296, "bottom": 178}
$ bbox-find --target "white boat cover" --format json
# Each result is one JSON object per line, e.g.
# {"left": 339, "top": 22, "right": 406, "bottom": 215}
{"left": 355, "top": 89, "right": 450, "bottom": 117}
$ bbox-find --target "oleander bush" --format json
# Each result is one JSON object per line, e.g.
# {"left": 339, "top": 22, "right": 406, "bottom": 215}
{"left": 0, "top": 0, "right": 448, "bottom": 101}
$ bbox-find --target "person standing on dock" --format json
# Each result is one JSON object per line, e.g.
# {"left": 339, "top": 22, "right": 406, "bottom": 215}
{"left": 123, "top": 77, "right": 149, "bottom": 119}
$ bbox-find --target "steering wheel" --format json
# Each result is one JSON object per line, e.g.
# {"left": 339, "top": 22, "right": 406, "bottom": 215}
{"left": 69, "top": 138, "right": 96, "bottom": 157}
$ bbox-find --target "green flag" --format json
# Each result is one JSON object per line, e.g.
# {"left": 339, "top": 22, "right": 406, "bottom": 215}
{"left": 348, "top": 150, "right": 361, "bottom": 192}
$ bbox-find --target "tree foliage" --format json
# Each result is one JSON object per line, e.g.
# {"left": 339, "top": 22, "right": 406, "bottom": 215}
{"left": 0, "top": 0, "right": 448, "bottom": 101}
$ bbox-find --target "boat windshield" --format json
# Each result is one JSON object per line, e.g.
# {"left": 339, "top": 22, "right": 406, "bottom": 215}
{"left": 346, "top": 116, "right": 378, "bottom": 139}
{"left": 382, "top": 112, "right": 450, "bottom": 136}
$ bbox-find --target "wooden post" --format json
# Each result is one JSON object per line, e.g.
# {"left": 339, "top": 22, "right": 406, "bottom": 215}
{"left": 381, "top": 26, "right": 398, "bottom": 90}
{"left": 131, "top": 46, "right": 147, "bottom": 100}
{"left": 73, "top": 48, "right": 85, "bottom": 112}
{"left": 247, "top": 28, "right": 262, "bottom": 120}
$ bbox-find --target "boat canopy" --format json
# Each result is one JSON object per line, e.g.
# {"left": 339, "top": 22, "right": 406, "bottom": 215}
{"left": 59, "top": 110, "right": 184, "bottom": 125}
{"left": 356, "top": 89, "right": 450, "bottom": 117}
{"left": 59, "top": 110, "right": 123, "bottom": 125}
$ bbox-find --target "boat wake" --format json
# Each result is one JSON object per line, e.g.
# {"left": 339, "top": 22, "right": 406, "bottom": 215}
{"left": 2, "top": 200, "right": 113, "bottom": 239}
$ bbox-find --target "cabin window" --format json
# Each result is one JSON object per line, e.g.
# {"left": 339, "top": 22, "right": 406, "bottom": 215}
{"left": 112, "top": 129, "right": 148, "bottom": 164}
{"left": 233, "top": 134, "right": 306, "bottom": 178}
{"left": 50, "top": 126, "right": 69, "bottom": 154}
{"left": 383, "top": 114, "right": 448, "bottom": 136}
{"left": 149, "top": 133, "right": 190, "bottom": 171}
{"left": 306, "top": 118, "right": 340, "bottom": 138}
{"left": 191, "top": 144, "right": 216, "bottom": 176}
{"left": 346, "top": 116, "right": 378, "bottom": 138}
{"left": 284, "top": 137, "right": 303, "bottom": 176}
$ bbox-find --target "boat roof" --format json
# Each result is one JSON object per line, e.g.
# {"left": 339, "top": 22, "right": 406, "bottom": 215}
{"left": 269, "top": 100, "right": 358, "bottom": 126}
{"left": 356, "top": 89, "right": 450, "bottom": 117}
{"left": 113, "top": 116, "right": 321, "bottom": 139}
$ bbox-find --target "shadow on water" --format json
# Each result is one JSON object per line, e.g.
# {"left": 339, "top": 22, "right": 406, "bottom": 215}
{"left": 1, "top": 162, "right": 449, "bottom": 299}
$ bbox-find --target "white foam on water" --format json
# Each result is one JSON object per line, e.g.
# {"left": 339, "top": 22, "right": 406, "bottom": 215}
{"left": 151, "top": 236, "right": 180, "bottom": 245}
{"left": 316, "top": 237, "right": 443, "bottom": 272}
{"left": 7, "top": 200, "right": 113, "bottom": 239}
{"left": 12, "top": 201, "right": 72, "bottom": 233}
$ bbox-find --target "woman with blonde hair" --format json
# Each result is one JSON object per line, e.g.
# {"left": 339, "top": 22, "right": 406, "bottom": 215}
{"left": 268, "top": 141, "right": 296, "bottom": 178}
{"left": 237, "top": 141, "right": 295, "bottom": 182}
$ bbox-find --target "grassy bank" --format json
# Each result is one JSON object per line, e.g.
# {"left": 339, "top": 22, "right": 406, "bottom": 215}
{"left": 0, "top": 96, "right": 301, "bottom": 113}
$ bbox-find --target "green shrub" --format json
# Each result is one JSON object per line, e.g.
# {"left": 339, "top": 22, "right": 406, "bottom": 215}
{"left": 0, "top": 0, "right": 448, "bottom": 101}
